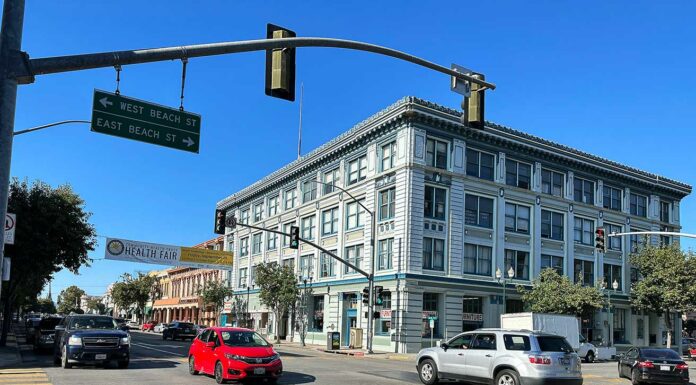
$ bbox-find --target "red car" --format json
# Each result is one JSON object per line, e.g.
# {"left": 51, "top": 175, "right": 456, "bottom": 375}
{"left": 188, "top": 327, "right": 282, "bottom": 384}
{"left": 141, "top": 320, "right": 158, "bottom": 332}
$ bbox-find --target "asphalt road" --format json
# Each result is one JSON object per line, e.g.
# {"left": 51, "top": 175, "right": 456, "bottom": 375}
{"left": 10, "top": 330, "right": 696, "bottom": 385}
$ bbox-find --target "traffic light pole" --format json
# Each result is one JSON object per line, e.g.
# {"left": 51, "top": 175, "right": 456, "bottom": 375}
{"left": 606, "top": 231, "right": 696, "bottom": 239}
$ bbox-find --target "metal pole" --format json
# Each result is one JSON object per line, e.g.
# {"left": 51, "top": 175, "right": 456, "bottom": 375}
{"left": 608, "top": 290, "right": 612, "bottom": 347}
{"left": 502, "top": 279, "right": 507, "bottom": 316}
{"left": 367, "top": 209, "right": 376, "bottom": 354}
{"left": 0, "top": 0, "right": 25, "bottom": 311}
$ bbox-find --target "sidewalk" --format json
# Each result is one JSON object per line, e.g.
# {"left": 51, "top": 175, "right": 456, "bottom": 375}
{"left": 274, "top": 340, "right": 416, "bottom": 362}
{"left": 0, "top": 323, "right": 22, "bottom": 368}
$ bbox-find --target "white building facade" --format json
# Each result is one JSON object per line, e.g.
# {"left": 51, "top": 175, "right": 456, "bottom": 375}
{"left": 216, "top": 97, "right": 691, "bottom": 353}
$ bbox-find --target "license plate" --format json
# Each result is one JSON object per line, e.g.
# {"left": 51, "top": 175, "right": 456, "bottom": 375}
{"left": 95, "top": 354, "right": 107, "bottom": 360}
{"left": 254, "top": 368, "right": 266, "bottom": 375}
{"left": 559, "top": 358, "right": 570, "bottom": 365}
{"left": 660, "top": 365, "right": 670, "bottom": 371}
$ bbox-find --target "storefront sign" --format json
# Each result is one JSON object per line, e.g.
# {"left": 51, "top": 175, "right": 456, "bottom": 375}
{"left": 380, "top": 309, "right": 392, "bottom": 318}
{"left": 104, "top": 237, "right": 233, "bottom": 269}
{"left": 422, "top": 310, "right": 438, "bottom": 319}
{"left": 223, "top": 302, "right": 233, "bottom": 313}
{"left": 462, "top": 313, "right": 483, "bottom": 322}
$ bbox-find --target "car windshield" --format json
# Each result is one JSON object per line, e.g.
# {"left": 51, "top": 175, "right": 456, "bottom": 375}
{"left": 536, "top": 336, "right": 573, "bottom": 353}
{"left": 39, "top": 318, "right": 61, "bottom": 329}
{"left": 69, "top": 317, "right": 118, "bottom": 330}
{"left": 221, "top": 331, "right": 270, "bottom": 347}
{"left": 642, "top": 349, "right": 681, "bottom": 360}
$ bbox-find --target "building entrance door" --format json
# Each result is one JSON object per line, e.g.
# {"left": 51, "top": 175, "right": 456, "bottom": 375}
{"left": 343, "top": 309, "right": 357, "bottom": 346}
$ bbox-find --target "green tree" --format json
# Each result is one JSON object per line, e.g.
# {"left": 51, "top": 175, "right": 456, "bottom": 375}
{"left": 0, "top": 178, "right": 96, "bottom": 345}
{"left": 56, "top": 285, "right": 86, "bottom": 315}
{"left": 111, "top": 272, "right": 158, "bottom": 323}
{"left": 25, "top": 297, "right": 57, "bottom": 314}
{"left": 630, "top": 244, "right": 696, "bottom": 348}
{"left": 86, "top": 297, "right": 106, "bottom": 315}
{"left": 517, "top": 268, "right": 605, "bottom": 320}
{"left": 255, "top": 263, "right": 299, "bottom": 343}
{"left": 197, "top": 279, "right": 233, "bottom": 326}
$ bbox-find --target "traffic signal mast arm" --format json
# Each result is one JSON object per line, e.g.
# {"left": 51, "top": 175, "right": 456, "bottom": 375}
{"left": 605, "top": 230, "right": 696, "bottom": 239}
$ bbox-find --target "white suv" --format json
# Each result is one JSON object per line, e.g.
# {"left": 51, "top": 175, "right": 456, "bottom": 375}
{"left": 416, "top": 329, "right": 583, "bottom": 385}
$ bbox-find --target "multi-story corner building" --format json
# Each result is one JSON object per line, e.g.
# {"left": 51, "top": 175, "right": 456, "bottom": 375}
{"left": 216, "top": 97, "right": 691, "bottom": 353}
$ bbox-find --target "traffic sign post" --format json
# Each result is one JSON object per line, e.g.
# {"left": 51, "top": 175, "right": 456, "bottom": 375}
{"left": 4, "top": 213, "right": 15, "bottom": 245}
{"left": 91, "top": 90, "right": 202, "bottom": 153}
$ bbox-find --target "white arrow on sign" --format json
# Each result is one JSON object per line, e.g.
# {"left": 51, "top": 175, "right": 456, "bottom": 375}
{"left": 99, "top": 97, "right": 113, "bottom": 108}
{"left": 183, "top": 137, "right": 195, "bottom": 147}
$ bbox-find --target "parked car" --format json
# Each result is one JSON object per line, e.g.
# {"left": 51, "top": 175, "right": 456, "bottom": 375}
{"left": 188, "top": 327, "right": 282, "bottom": 384}
{"left": 141, "top": 320, "right": 158, "bottom": 332}
{"left": 33, "top": 317, "right": 62, "bottom": 351}
{"left": 126, "top": 320, "right": 140, "bottom": 330}
{"left": 162, "top": 321, "right": 196, "bottom": 341}
{"left": 416, "top": 329, "right": 582, "bottom": 385}
{"left": 25, "top": 318, "right": 42, "bottom": 344}
{"left": 682, "top": 338, "right": 696, "bottom": 356}
{"left": 618, "top": 347, "right": 689, "bottom": 384}
{"left": 154, "top": 323, "right": 168, "bottom": 333}
{"left": 53, "top": 314, "right": 130, "bottom": 369}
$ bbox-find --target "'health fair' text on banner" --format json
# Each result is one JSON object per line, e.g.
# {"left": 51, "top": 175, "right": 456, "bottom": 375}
{"left": 104, "top": 237, "right": 233, "bottom": 270}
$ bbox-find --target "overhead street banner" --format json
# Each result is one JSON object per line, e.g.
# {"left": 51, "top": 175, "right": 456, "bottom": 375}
{"left": 104, "top": 237, "right": 233, "bottom": 270}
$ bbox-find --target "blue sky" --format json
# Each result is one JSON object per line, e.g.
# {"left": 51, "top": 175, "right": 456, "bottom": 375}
{"left": 13, "top": 1, "right": 695, "bottom": 298}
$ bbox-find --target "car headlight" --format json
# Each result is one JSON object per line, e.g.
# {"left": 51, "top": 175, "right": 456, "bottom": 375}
{"left": 269, "top": 353, "right": 280, "bottom": 361}
{"left": 225, "top": 353, "right": 245, "bottom": 361}
{"left": 68, "top": 336, "right": 82, "bottom": 346}
{"left": 120, "top": 336, "right": 130, "bottom": 346}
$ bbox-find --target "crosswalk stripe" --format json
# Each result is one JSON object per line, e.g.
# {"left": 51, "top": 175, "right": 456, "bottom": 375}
{"left": 0, "top": 374, "right": 47, "bottom": 378}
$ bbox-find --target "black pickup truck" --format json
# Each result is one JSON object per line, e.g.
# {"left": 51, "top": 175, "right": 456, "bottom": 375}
{"left": 53, "top": 314, "right": 130, "bottom": 369}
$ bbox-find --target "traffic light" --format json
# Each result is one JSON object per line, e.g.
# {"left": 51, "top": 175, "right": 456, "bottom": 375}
{"left": 373, "top": 311, "right": 381, "bottom": 319}
{"left": 595, "top": 227, "right": 606, "bottom": 253}
{"left": 465, "top": 73, "right": 485, "bottom": 129}
{"left": 289, "top": 225, "right": 300, "bottom": 249}
{"left": 374, "top": 285, "right": 384, "bottom": 306}
{"left": 361, "top": 287, "right": 370, "bottom": 305}
{"left": 214, "top": 209, "right": 226, "bottom": 235}
{"left": 265, "top": 23, "right": 296, "bottom": 101}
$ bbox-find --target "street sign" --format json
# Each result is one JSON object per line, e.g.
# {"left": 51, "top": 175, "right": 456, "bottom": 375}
{"left": 4, "top": 213, "right": 15, "bottom": 245}
{"left": 451, "top": 63, "right": 472, "bottom": 97}
{"left": 429, "top": 319, "right": 435, "bottom": 328}
{"left": 91, "top": 89, "right": 201, "bottom": 153}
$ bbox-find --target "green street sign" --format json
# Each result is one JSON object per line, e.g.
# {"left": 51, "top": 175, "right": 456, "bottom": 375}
{"left": 91, "top": 89, "right": 201, "bottom": 153}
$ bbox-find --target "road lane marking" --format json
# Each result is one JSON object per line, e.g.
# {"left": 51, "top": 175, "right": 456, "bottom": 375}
{"left": 0, "top": 368, "right": 51, "bottom": 385}
{"left": 131, "top": 342, "right": 187, "bottom": 357}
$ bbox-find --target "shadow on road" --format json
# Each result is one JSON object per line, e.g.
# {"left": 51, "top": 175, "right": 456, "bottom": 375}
{"left": 279, "top": 371, "right": 316, "bottom": 384}
{"left": 278, "top": 351, "right": 313, "bottom": 358}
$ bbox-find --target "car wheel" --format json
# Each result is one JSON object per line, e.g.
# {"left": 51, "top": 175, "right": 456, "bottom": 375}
{"left": 495, "top": 369, "right": 520, "bottom": 385}
{"left": 188, "top": 356, "right": 199, "bottom": 375}
{"left": 418, "top": 358, "right": 439, "bottom": 385}
{"left": 215, "top": 361, "right": 225, "bottom": 384}
{"left": 117, "top": 359, "right": 129, "bottom": 369}
{"left": 61, "top": 346, "right": 72, "bottom": 369}
{"left": 585, "top": 351, "right": 595, "bottom": 363}
{"left": 631, "top": 369, "right": 641, "bottom": 385}
{"left": 618, "top": 363, "right": 623, "bottom": 378}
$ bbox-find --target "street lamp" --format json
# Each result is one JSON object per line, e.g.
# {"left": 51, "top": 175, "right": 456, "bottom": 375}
{"left": 315, "top": 179, "right": 377, "bottom": 353}
{"left": 496, "top": 266, "right": 515, "bottom": 317}
{"left": 246, "top": 284, "right": 255, "bottom": 329}
{"left": 602, "top": 279, "right": 619, "bottom": 346}
{"left": 297, "top": 273, "right": 314, "bottom": 347}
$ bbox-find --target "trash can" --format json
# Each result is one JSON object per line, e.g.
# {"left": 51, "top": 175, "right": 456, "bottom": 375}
{"left": 349, "top": 328, "right": 363, "bottom": 349}
{"left": 327, "top": 332, "right": 340, "bottom": 350}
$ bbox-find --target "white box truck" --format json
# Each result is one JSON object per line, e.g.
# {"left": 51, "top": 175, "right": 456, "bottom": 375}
{"left": 501, "top": 312, "right": 599, "bottom": 362}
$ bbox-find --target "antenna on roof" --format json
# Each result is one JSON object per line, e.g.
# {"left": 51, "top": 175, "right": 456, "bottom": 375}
{"left": 297, "top": 82, "right": 304, "bottom": 159}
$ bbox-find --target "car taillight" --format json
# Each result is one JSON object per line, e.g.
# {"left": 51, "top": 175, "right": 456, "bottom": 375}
{"left": 528, "top": 355, "right": 551, "bottom": 365}
{"left": 675, "top": 363, "right": 688, "bottom": 370}
{"left": 638, "top": 361, "right": 654, "bottom": 368}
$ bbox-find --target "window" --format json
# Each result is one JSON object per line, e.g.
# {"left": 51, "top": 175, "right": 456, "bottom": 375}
{"left": 311, "top": 296, "right": 324, "bottom": 332}
{"left": 661, "top": 234, "right": 671, "bottom": 246}
{"left": 344, "top": 244, "right": 363, "bottom": 274}
{"left": 424, "top": 186, "right": 447, "bottom": 221}
{"left": 281, "top": 258, "right": 294, "bottom": 272}
{"left": 282, "top": 222, "right": 294, "bottom": 246}
{"left": 636, "top": 318, "right": 644, "bottom": 340}
{"left": 506, "top": 299, "right": 524, "bottom": 313}
{"left": 301, "top": 215, "right": 316, "bottom": 240}
{"left": 423, "top": 237, "right": 445, "bottom": 271}
{"left": 541, "top": 210, "right": 564, "bottom": 241}
{"left": 426, "top": 138, "right": 448, "bottom": 169}
{"left": 630, "top": 267, "right": 640, "bottom": 284}
{"left": 299, "top": 254, "right": 314, "bottom": 279}
{"left": 422, "top": 293, "right": 440, "bottom": 338}
{"left": 541, "top": 254, "right": 564, "bottom": 275}
{"left": 346, "top": 199, "right": 365, "bottom": 230}
{"left": 541, "top": 169, "right": 564, "bottom": 197}
{"left": 504, "top": 335, "right": 531, "bottom": 351}
{"left": 266, "top": 232, "right": 277, "bottom": 251}
{"left": 322, "top": 168, "right": 340, "bottom": 195}
{"left": 466, "top": 148, "right": 494, "bottom": 180}
{"left": 504, "top": 250, "right": 529, "bottom": 280}
{"left": 379, "top": 188, "right": 396, "bottom": 221}
{"left": 465, "top": 194, "right": 494, "bottom": 228}
{"left": 284, "top": 188, "right": 296, "bottom": 210}
{"left": 505, "top": 159, "right": 532, "bottom": 190}
{"left": 574, "top": 217, "right": 594, "bottom": 245}
{"left": 381, "top": 141, "right": 396, "bottom": 171}
{"left": 253, "top": 202, "right": 264, "bottom": 222}
{"left": 660, "top": 201, "right": 670, "bottom": 223}
{"left": 463, "top": 297, "right": 482, "bottom": 314}
{"left": 505, "top": 203, "right": 530, "bottom": 234}
{"left": 605, "top": 223, "right": 622, "bottom": 251}
{"left": 321, "top": 207, "right": 339, "bottom": 236}
{"left": 573, "top": 177, "right": 595, "bottom": 205}
{"left": 347, "top": 156, "right": 367, "bottom": 185}
{"left": 302, "top": 180, "right": 317, "bottom": 203}
{"left": 378, "top": 238, "right": 393, "bottom": 270}
{"left": 240, "top": 237, "right": 249, "bottom": 256}
{"left": 574, "top": 259, "right": 594, "bottom": 286}
{"left": 377, "top": 292, "right": 392, "bottom": 335}
{"left": 463, "top": 244, "right": 492, "bottom": 276}
{"left": 471, "top": 334, "right": 497, "bottom": 350}
{"left": 447, "top": 333, "right": 474, "bottom": 349}
{"left": 603, "top": 186, "right": 622, "bottom": 211}
{"left": 268, "top": 195, "right": 279, "bottom": 216}
{"left": 240, "top": 208, "right": 250, "bottom": 225}
{"left": 629, "top": 193, "right": 647, "bottom": 217}
{"left": 252, "top": 233, "right": 262, "bottom": 254}
{"left": 613, "top": 308, "right": 626, "bottom": 344}
{"left": 250, "top": 265, "right": 257, "bottom": 285}
{"left": 238, "top": 268, "right": 248, "bottom": 288}
{"left": 319, "top": 250, "right": 336, "bottom": 278}
{"left": 603, "top": 264, "right": 622, "bottom": 292}
{"left": 630, "top": 233, "right": 647, "bottom": 253}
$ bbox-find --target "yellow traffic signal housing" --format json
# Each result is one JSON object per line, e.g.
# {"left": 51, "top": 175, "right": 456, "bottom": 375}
{"left": 265, "top": 24, "right": 296, "bottom": 101}
{"left": 466, "top": 73, "right": 485, "bottom": 129}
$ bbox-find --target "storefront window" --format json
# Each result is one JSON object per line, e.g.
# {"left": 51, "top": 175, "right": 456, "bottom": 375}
{"left": 311, "top": 295, "right": 324, "bottom": 332}
{"left": 506, "top": 299, "right": 524, "bottom": 314}
{"left": 377, "top": 292, "right": 392, "bottom": 335}
{"left": 613, "top": 308, "right": 627, "bottom": 344}
{"left": 422, "top": 293, "right": 440, "bottom": 338}
{"left": 462, "top": 297, "right": 483, "bottom": 332}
